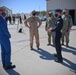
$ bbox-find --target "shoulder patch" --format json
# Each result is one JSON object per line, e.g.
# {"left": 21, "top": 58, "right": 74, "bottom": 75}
{"left": 57, "top": 21, "right": 60, "bottom": 24}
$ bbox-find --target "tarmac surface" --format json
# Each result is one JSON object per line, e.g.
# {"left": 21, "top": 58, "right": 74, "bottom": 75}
{"left": 0, "top": 21, "right": 76, "bottom": 75}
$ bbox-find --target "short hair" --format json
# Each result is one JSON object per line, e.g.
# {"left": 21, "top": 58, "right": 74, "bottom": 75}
{"left": 48, "top": 11, "right": 52, "bottom": 15}
{"left": 63, "top": 9, "right": 68, "bottom": 13}
{"left": 0, "top": 7, "right": 5, "bottom": 11}
{"left": 55, "top": 9, "right": 62, "bottom": 13}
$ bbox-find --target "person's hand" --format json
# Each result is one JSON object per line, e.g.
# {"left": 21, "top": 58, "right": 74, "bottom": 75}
{"left": 28, "top": 26, "right": 31, "bottom": 28}
{"left": 38, "top": 25, "right": 40, "bottom": 28}
{"left": 47, "top": 28, "right": 52, "bottom": 32}
{"left": 38, "top": 26, "right": 40, "bottom": 28}
{"left": 45, "top": 28, "right": 47, "bottom": 31}
{"left": 67, "top": 30, "right": 70, "bottom": 32}
{"left": 47, "top": 29, "right": 51, "bottom": 32}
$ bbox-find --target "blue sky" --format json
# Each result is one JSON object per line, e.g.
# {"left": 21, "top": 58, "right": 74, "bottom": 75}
{"left": 0, "top": 0, "right": 46, "bottom": 13}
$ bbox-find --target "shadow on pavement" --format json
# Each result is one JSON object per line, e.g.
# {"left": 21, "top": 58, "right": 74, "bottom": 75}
{"left": 5, "top": 69, "right": 20, "bottom": 75}
{"left": 68, "top": 46, "right": 76, "bottom": 51}
{"left": 61, "top": 58, "right": 76, "bottom": 73}
{"left": 32, "top": 48, "right": 54, "bottom": 60}
{"left": 62, "top": 46, "right": 76, "bottom": 55}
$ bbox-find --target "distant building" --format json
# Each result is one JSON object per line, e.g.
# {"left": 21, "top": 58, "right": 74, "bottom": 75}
{"left": 46, "top": 0, "right": 76, "bottom": 24}
{"left": 1, "top": 6, "right": 12, "bottom": 17}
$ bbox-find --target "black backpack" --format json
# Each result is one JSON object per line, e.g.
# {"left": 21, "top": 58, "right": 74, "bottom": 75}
{"left": 18, "top": 28, "right": 22, "bottom": 33}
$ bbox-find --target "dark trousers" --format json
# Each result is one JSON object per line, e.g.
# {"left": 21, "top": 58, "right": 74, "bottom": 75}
{"left": 55, "top": 35, "right": 62, "bottom": 60}
{"left": 1, "top": 40, "right": 11, "bottom": 67}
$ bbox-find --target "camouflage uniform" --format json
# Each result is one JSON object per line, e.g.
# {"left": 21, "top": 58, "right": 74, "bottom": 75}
{"left": 62, "top": 14, "right": 73, "bottom": 46}
{"left": 45, "top": 16, "right": 56, "bottom": 45}
{"left": 24, "top": 16, "right": 41, "bottom": 49}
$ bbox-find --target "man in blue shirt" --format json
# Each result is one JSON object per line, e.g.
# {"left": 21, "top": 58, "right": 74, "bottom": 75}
{"left": 0, "top": 7, "right": 16, "bottom": 70}
{"left": 48, "top": 9, "right": 63, "bottom": 63}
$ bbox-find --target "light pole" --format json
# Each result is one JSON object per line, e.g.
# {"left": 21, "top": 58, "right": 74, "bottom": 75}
{"left": 46, "top": 0, "right": 50, "bottom": 17}
{"left": 39, "top": 6, "right": 40, "bottom": 11}
{"left": 39, "top": 6, "right": 41, "bottom": 16}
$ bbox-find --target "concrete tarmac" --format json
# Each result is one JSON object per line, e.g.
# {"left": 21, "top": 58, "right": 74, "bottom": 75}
{"left": 0, "top": 22, "right": 76, "bottom": 75}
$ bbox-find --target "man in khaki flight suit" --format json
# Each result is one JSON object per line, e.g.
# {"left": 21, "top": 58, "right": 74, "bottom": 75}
{"left": 45, "top": 12, "right": 56, "bottom": 46}
{"left": 24, "top": 10, "right": 41, "bottom": 50}
{"left": 62, "top": 9, "right": 73, "bottom": 47}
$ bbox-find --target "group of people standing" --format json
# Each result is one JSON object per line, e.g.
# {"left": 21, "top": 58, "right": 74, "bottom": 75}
{"left": 5, "top": 15, "right": 16, "bottom": 24}
{"left": 46, "top": 9, "right": 73, "bottom": 47}
{"left": 0, "top": 7, "right": 73, "bottom": 71}
{"left": 24, "top": 9, "right": 73, "bottom": 63}
{"left": 45, "top": 9, "right": 73, "bottom": 62}
{"left": 5, "top": 14, "right": 26, "bottom": 25}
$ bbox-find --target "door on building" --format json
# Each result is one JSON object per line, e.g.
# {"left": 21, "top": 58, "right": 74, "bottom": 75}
{"left": 69, "top": 10, "right": 75, "bottom": 25}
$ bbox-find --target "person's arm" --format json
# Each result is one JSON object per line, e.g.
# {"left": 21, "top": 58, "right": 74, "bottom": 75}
{"left": 45, "top": 21, "right": 48, "bottom": 31}
{"left": 24, "top": 17, "right": 30, "bottom": 28}
{"left": 68, "top": 16, "right": 73, "bottom": 31}
{"left": 0, "top": 19, "right": 11, "bottom": 38}
{"left": 47, "top": 19, "right": 63, "bottom": 32}
{"left": 37, "top": 17, "right": 42, "bottom": 28}
{"left": 45, "top": 18, "right": 50, "bottom": 31}
{"left": 51, "top": 19, "right": 61, "bottom": 32}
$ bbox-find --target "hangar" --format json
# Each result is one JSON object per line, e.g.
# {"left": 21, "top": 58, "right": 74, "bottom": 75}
{"left": 46, "top": 0, "right": 76, "bottom": 24}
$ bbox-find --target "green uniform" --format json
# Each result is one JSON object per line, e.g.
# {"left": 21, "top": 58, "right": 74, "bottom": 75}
{"left": 45, "top": 16, "right": 56, "bottom": 45}
{"left": 24, "top": 16, "right": 41, "bottom": 48}
{"left": 62, "top": 14, "right": 73, "bottom": 45}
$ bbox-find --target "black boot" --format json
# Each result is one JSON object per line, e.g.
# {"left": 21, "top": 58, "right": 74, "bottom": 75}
{"left": 61, "top": 42, "right": 64, "bottom": 45}
{"left": 37, "top": 46, "right": 40, "bottom": 50}
{"left": 54, "top": 54, "right": 57, "bottom": 57}
{"left": 54, "top": 59, "right": 63, "bottom": 63}
{"left": 30, "top": 46, "right": 34, "bottom": 50}
{"left": 4, "top": 65, "right": 16, "bottom": 70}
{"left": 31, "top": 47, "right": 34, "bottom": 50}
{"left": 47, "top": 43, "right": 51, "bottom": 46}
{"left": 3, "top": 62, "right": 12, "bottom": 68}
{"left": 66, "top": 43, "right": 69, "bottom": 47}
